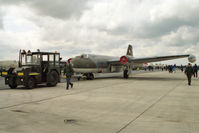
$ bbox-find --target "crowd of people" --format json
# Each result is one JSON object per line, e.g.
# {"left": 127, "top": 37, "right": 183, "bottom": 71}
{"left": 166, "top": 63, "right": 198, "bottom": 86}
{"left": 143, "top": 63, "right": 198, "bottom": 86}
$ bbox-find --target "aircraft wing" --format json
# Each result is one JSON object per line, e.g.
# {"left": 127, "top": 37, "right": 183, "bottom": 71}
{"left": 108, "top": 54, "right": 194, "bottom": 65}
{"left": 131, "top": 54, "right": 190, "bottom": 64}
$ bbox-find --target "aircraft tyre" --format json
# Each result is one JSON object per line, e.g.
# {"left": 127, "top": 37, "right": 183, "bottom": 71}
{"left": 90, "top": 73, "right": 94, "bottom": 80}
{"left": 85, "top": 73, "right": 94, "bottom": 80}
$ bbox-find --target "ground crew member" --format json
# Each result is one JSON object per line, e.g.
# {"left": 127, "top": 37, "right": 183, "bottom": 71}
{"left": 193, "top": 64, "right": 198, "bottom": 78}
{"left": 184, "top": 63, "right": 194, "bottom": 85}
{"left": 123, "top": 66, "right": 128, "bottom": 79}
{"left": 180, "top": 65, "right": 184, "bottom": 72}
{"left": 64, "top": 60, "right": 74, "bottom": 90}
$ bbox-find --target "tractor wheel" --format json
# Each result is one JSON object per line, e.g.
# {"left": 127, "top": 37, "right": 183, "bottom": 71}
{"left": 26, "top": 77, "right": 35, "bottom": 89}
{"left": 48, "top": 71, "right": 59, "bottom": 86}
{"left": 8, "top": 77, "right": 17, "bottom": 89}
{"left": 9, "top": 83, "right": 17, "bottom": 89}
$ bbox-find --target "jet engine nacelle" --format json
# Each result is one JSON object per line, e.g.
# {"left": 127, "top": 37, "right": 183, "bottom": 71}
{"left": 188, "top": 55, "right": 196, "bottom": 63}
{"left": 120, "top": 56, "right": 131, "bottom": 64}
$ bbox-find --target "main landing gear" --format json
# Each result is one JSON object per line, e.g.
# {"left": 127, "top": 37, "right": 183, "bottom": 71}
{"left": 83, "top": 73, "right": 94, "bottom": 80}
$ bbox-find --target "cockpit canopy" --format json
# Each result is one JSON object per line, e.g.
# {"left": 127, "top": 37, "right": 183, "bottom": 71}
{"left": 74, "top": 54, "right": 89, "bottom": 59}
{"left": 80, "top": 54, "right": 89, "bottom": 58}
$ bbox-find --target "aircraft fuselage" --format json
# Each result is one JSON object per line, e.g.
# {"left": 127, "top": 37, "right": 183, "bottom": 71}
{"left": 71, "top": 54, "right": 124, "bottom": 73}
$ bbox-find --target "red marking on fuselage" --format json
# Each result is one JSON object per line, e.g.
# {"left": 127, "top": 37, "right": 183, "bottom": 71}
{"left": 120, "top": 56, "right": 127, "bottom": 64}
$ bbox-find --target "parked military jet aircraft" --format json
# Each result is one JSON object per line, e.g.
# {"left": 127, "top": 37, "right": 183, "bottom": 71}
{"left": 70, "top": 45, "right": 196, "bottom": 80}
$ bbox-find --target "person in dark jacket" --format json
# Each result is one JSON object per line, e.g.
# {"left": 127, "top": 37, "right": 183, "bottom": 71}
{"left": 180, "top": 65, "right": 184, "bottom": 72}
{"left": 193, "top": 64, "right": 198, "bottom": 78}
{"left": 64, "top": 60, "right": 74, "bottom": 90}
{"left": 123, "top": 66, "right": 128, "bottom": 79}
{"left": 184, "top": 63, "right": 194, "bottom": 85}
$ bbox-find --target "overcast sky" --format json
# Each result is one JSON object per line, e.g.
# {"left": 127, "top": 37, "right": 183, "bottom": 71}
{"left": 0, "top": 0, "right": 198, "bottom": 65}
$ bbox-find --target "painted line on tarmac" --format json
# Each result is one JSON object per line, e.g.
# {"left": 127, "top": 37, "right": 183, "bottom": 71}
{"left": 0, "top": 80, "right": 131, "bottom": 110}
{"left": 116, "top": 80, "right": 186, "bottom": 133}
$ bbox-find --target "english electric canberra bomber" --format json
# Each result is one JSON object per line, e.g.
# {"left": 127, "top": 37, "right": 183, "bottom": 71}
{"left": 70, "top": 45, "right": 196, "bottom": 80}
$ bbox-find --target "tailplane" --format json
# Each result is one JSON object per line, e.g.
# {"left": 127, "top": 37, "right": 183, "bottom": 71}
{"left": 126, "top": 44, "right": 133, "bottom": 57}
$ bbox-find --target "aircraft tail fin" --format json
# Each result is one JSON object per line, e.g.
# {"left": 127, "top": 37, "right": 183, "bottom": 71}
{"left": 126, "top": 44, "right": 133, "bottom": 57}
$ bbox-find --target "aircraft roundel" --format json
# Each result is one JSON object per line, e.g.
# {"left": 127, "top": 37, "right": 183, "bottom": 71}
{"left": 120, "top": 56, "right": 127, "bottom": 64}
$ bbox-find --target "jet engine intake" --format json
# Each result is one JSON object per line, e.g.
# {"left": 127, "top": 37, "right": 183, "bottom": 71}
{"left": 188, "top": 55, "right": 196, "bottom": 63}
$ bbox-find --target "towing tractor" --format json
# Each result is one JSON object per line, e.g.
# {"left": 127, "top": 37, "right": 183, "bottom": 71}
{"left": 1, "top": 50, "right": 61, "bottom": 89}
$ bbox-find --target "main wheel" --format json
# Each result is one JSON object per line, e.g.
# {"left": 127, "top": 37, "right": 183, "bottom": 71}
{"left": 26, "top": 77, "right": 35, "bottom": 89}
{"left": 86, "top": 73, "right": 94, "bottom": 80}
{"left": 90, "top": 73, "right": 94, "bottom": 80}
{"left": 47, "top": 71, "right": 59, "bottom": 86}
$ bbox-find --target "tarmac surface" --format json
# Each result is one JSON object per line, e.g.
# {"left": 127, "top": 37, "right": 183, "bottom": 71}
{"left": 0, "top": 71, "right": 199, "bottom": 133}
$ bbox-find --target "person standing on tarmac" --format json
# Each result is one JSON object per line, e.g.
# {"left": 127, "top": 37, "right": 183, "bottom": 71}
{"left": 64, "top": 59, "right": 74, "bottom": 90}
{"left": 180, "top": 65, "right": 184, "bottom": 72}
{"left": 184, "top": 63, "right": 194, "bottom": 86}
{"left": 173, "top": 64, "right": 176, "bottom": 73}
{"left": 193, "top": 64, "right": 198, "bottom": 78}
{"left": 123, "top": 66, "right": 128, "bottom": 79}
